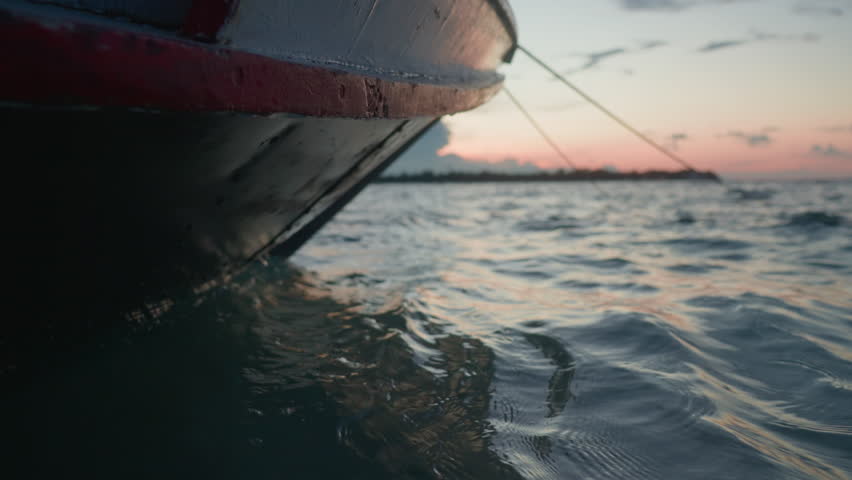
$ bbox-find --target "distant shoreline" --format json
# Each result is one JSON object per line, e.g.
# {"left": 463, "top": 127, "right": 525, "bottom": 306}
{"left": 376, "top": 169, "right": 721, "bottom": 183}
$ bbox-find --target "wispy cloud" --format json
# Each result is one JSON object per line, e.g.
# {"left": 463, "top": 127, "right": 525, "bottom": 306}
{"left": 723, "top": 128, "right": 776, "bottom": 147}
{"left": 562, "top": 40, "right": 668, "bottom": 74}
{"left": 620, "top": 0, "right": 681, "bottom": 9}
{"left": 696, "top": 31, "right": 819, "bottom": 53}
{"left": 617, "top": 0, "right": 750, "bottom": 11}
{"left": 810, "top": 144, "right": 852, "bottom": 159}
{"left": 753, "top": 31, "right": 821, "bottom": 42}
{"left": 697, "top": 40, "right": 748, "bottom": 52}
{"left": 819, "top": 123, "right": 852, "bottom": 134}
{"left": 639, "top": 40, "right": 669, "bottom": 50}
{"left": 667, "top": 132, "right": 689, "bottom": 150}
{"left": 578, "top": 48, "right": 628, "bottom": 71}
{"left": 794, "top": 0, "right": 848, "bottom": 16}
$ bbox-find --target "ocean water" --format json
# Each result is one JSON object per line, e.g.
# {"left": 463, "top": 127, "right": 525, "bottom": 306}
{"left": 7, "top": 181, "right": 852, "bottom": 479}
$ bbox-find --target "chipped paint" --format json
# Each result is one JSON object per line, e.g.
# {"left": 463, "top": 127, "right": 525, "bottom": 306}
{"left": 217, "top": 0, "right": 514, "bottom": 87}
{"left": 0, "top": 5, "right": 503, "bottom": 117}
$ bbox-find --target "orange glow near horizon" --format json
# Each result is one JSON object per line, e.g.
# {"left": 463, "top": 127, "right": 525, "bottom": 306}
{"left": 424, "top": 1, "right": 852, "bottom": 180}
{"left": 438, "top": 122, "right": 852, "bottom": 178}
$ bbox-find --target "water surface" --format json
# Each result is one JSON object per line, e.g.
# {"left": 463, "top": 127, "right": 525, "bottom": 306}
{"left": 7, "top": 181, "right": 852, "bottom": 479}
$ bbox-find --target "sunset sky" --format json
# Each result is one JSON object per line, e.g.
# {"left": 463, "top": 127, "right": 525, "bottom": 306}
{"left": 427, "top": 0, "right": 851, "bottom": 179}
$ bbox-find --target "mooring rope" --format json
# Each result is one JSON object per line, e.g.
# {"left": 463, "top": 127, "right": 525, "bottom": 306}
{"left": 503, "top": 86, "right": 606, "bottom": 194}
{"left": 516, "top": 44, "right": 720, "bottom": 183}
{"left": 503, "top": 87, "right": 580, "bottom": 171}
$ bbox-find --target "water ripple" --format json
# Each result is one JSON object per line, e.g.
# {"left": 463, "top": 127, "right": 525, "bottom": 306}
{"left": 10, "top": 181, "right": 851, "bottom": 479}
{"left": 294, "top": 181, "right": 852, "bottom": 479}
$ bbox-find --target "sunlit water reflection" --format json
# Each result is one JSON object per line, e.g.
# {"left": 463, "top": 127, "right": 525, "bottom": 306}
{"left": 5, "top": 181, "right": 852, "bottom": 479}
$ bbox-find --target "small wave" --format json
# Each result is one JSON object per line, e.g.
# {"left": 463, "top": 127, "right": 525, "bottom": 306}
{"left": 608, "top": 282, "right": 659, "bottom": 293}
{"left": 557, "top": 279, "right": 602, "bottom": 290}
{"left": 326, "top": 272, "right": 384, "bottom": 287}
{"left": 560, "top": 417, "right": 664, "bottom": 480}
{"left": 666, "top": 263, "right": 726, "bottom": 274}
{"left": 516, "top": 215, "right": 583, "bottom": 232}
{"left": 776, "top": 359, "right": 852, "bottom": 394}
{"left": 675, "top": 211, "right": 696, "bottom": 224}
{"left": 521, "top": 320, "right": 550, "bottom": 329}
{"left": 684, "top": 295, "right": 741, "bottom": 310}
{"left": 495, "top": 268, "right": 554, "bottom": 280}
{"left": 496, "top": 201, "right": 523, "bottom": 211}
{"left": 572, "top": 312, "right": 692, "bottom": 361}
{"left": 581, "top": 257, "right": 633, "bottom": 269}
{"left": 728, "top": 187, "right": 775, "bottom": 201}
{"left": 523, "top": 333, "right": 576, "bottom": 418}
{"left": 818, "top": 376, "right": 852, "bottom": 392}
{"left": 661, "top": 237, "right": 752, "bottom": 252}
{"left": 711, "top": 253, "right": 751, "bottom": 261}
{"left": 805, "top": 261, "right": 847, "bottom": 271}
{"left": 556, "top": 280, "right": 659, "bottom": 293}
{"left": 321, "top": 234, "right": 361, "bottom": 243}
{"left": 547, "top": 255, "right": 634, "bottom": 270}
{"left": 781, "top": 211, "right": 846, "bottom": 228}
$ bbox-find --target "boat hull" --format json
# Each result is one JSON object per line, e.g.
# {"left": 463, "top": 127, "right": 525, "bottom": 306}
{"left": 0, "top": 0, "right": 515, "bottom": 376}
{"left": 4, "top": 106, "right": 438, "bottom": 373}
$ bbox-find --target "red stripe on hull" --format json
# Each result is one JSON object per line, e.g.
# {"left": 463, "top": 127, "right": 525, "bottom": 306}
{"left": 0, "top": 7, "right": 502, "bottom": 118}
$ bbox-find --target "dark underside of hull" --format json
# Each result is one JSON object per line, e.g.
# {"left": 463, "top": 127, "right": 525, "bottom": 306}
{"left": 0, "top": 0, "right": 516, "bottom": 381}
{"left": 4, "top": 106, "right": 434, "bottom": 377}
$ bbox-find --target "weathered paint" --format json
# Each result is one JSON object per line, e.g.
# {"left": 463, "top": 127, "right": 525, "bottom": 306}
{"left": 0, "top": 4, "right": 504, "bottom": 117}
{"left": 12, "top": 0, "right": 516, "bottom": 87}
{"left": 4, "top": 104, "right": 433, "bottom": 376}
{"left": 214, "top": 0, "right": 514, "bottom": 86}
{"left": 0, "top": 0, "right": 516, "bottom": 377}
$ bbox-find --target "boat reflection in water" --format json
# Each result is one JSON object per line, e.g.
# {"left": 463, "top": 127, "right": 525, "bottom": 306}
{"left": 5, "top": 260, "right": 524, "bottom": 479}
